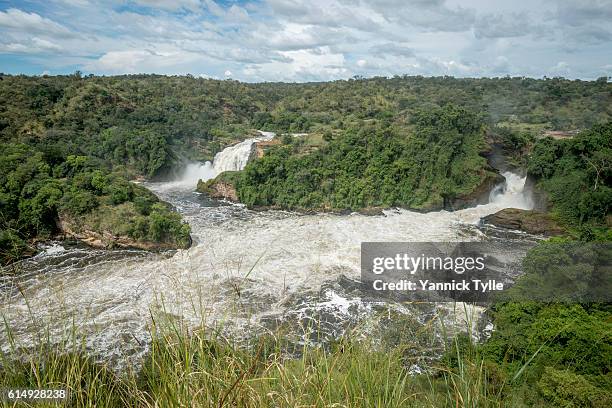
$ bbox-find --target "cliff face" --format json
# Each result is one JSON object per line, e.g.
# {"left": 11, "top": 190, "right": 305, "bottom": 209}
{"left": 482, "top": 209, "right": 565, "bottom": 236}
{"left": 196, "top": 172, "right": 240, "bottom": 202}
{"left": 523, "top": 175, "right": 550, "bottom": 212}
{"left": 445, "top": 171, "right": 505, "bottom": 211}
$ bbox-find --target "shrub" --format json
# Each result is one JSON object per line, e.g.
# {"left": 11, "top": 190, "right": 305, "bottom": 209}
{"left": 108, "top": 181, "right": 132, "bottom": 205}
{"left": 538, "top": 367, "right": 611, "bottom": 408}
{"left": 60, "top": 189, "right": 98, "bottom": 215}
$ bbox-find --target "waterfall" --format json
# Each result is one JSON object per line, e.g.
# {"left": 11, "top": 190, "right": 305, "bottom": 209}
{"left": 488, "top": 171, "right": 533, "bottom": 210}
{"left": 211, "top": 131, "right": 275, "bottom": 173}
{"left": 165, "top": 131, "right": 275, "bottom": 190}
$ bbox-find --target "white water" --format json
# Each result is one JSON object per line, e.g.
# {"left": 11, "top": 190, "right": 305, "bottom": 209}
{"left": 0, "top": 135, "right": 534, "bottom": 367}
{"left": 489, "top": 171, "right": 533, "bottom": 210}
{"left": 164, "top": 130, "right": 275, "bottom": 190}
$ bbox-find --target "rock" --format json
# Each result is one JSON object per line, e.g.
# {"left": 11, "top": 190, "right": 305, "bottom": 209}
{"left": 197, "top": 176, "right": 238, "bottom": 201}
{"left": 56, "top": 216, "right": 189, "bottom": 251}
{"left": 357, "top": 207, "right": 385, "bottom": 216}
{"left": 446, "top": 171, "right": 505, "bottom": 210}
{"left": 482, "top": 208, "right": 565, "bottom": 236}
{"left": 523, "top": 175, "right": 550, "bottom": 211}
{"left": 250, "top": 139, "right": 281, "bottom": 160}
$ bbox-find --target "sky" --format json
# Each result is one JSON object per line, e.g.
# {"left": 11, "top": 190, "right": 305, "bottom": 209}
{"left": 0, "top": 0, "right": 611, "bottom": 82}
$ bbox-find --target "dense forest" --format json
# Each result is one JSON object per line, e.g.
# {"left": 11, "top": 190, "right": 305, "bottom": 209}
{"left": 527, "top": 123, "right": 611, "bottom": 235}
{"left": 0, "top": 145, "right": 191, "bottom": 264}
{"left": 1, "top": 74, "right": 611, "bottom": 177}
{"left": 236, "top": 104, "right": 496, "bottom": 211}
{"left": 1, "top": 73, "right": 611, "bottom": 261}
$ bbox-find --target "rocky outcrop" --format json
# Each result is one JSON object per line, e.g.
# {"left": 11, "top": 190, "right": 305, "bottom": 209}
{"left": 198, "top": 180, "right": 238, "bottom": 201}
{"left": 57, "top": 216, "right": 189, "bottom": 251}
{"left": 482, "top": 208, "right": 565, "bottom": 236}
{"left": 445, "top": 171, "right": 505, "bottom": 210}
{"left": 196, "top": 174, "right": 239, "bottom": 202}
{"left": 249, "top": 139, "right": 281, "bottom": 161}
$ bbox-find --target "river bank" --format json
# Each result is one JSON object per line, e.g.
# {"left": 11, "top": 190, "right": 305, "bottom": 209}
{"left": 0, "top": 130, "right": 540, "bottom": 372}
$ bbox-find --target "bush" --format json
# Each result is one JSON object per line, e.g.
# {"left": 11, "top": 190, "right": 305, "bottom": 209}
{"left": 527, "top": 123, "right": 612, "bottom": 227}
{"left": 538, "top": 367, "right": 611, "bottom": 408}
{"left": 146, "top": 203, "right": 191, "bottom": 247}
{"left": 108, "top": 181, "right": 132, "bottom": 205}
{"left": 60, "top": 189, "right": 98, "bottom": 215}
{"left": 0, "top": 229, "right": 28, "bottom": 263}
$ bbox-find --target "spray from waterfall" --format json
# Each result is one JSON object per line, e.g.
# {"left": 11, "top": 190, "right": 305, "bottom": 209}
{"left": 165, "top": 131, "right": 276, "bottom": 190}
{"left": 488, "top": 171, "right": 533, "bottom": 210}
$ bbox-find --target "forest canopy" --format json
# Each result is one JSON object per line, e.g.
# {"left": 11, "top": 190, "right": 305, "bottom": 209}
{"left": 1, "top": 73, "right": 610, "bottom": 261}
{"left": 235, "top": 104, "right": 495, "bottom": 211}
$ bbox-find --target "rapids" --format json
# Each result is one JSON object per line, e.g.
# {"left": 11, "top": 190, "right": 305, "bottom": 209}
{"left": 0, "top": 131, "right": 536, "bottom": 369}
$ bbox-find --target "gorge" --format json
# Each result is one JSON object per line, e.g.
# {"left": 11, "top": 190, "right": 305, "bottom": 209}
{"left": 0, "top": 131, "right": 538, "bottom": 370}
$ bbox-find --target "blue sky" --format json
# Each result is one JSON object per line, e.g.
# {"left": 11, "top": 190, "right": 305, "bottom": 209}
{"left": 0, "top": 0, "right": 611, "bottom": 81}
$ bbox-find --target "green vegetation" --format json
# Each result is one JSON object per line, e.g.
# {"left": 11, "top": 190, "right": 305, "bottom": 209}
{"left": 0, "top": 143, "right": 190, "bottom": 264}
{"left": 2, "top": 74, "right": 610, "bottom": 179}
{"left": 235, "top": 104, "right": 496, "bottom": 211}
{"left": 527, "top": 122, "right": 611, "bottom": 237}
{"left": 1, "top": 74, "right": 610, "bottom": 258}
{"left": 0, "top": 324, "right": 464, "bottom": 407}
{"left": 0, "top": 74, "right": 610, "bottom": 405}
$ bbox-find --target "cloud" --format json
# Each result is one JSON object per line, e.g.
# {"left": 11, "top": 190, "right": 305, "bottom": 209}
{"left": 555, "top": 0, "right": 612, "bottom": 26}
{"left": 553, "top": 0, "right": 612, "bottom": 46}
{"left": 0, "top": 8, "right": 74, "bottom": 38}
{"left": 132, "top": 0, "right": 202, "bottom": 11}
{"left": 474, "top": 13, "right": 540, "bottom": 39}
{"left": 243, "top": 46, "right": 349, "bottom": 81}
{"left": 0, "top": 37, "right": 63, "bottom": 54}
{"left": 369, "top": 43, "right": 415, "bottom": 58}
{"left": 267, "top": 0, "right": 384, "bottom": 32}
{"left": 84, "top": 48, "right": 203, "bottom": 73}
{"left": 0, "top": 0, "right": 610, "bottom": 80}
{"left": 550, "top": 61, "right": 571, "bottom": 75}
{"left": 360, "top": 0, "right": 476, "bottom": 32}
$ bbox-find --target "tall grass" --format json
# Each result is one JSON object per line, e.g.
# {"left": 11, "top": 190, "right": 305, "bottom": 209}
{"left": 0, "top": 302, "right": 511, "bottom": 408}
{"left": 0, "top": 253, "right": 513, "bottom": 407}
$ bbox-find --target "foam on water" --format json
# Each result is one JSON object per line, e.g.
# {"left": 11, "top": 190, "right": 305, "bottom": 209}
{"left": 159, "top": 131, "right": 275, "bottom": 191}
{"left": 0, "top": 136, "right": 535, "bottom": 367}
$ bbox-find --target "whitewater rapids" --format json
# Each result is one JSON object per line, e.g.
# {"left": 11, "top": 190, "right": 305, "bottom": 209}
{"left": 0, "top": 131, "right": 534, "bottom": 367}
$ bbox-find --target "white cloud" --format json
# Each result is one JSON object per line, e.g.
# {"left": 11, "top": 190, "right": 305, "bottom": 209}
{"left": 0, "top": 0, "right": 610, "bottom": 80}
{"left": 84, "top": 48, "right": 204, "bottom": 73}
{"left": 133, "top": 0, "right": 202, "bottom": 11}
{"left": 369, "top": 43, "right": 415, "bottom": 58}
{"left": 0, "top": 37, "right": 63, "bottom": 54}
{"left": 244, "top": 46, "right": 348, "bottom": 81}
{"left": 474, "top": 13, "right": 541, "bottom": 39}
{"left": 0, "top": 8, "right": 74, "bottom": 38}
{"left": 224, "top": 70, "right": 232, "bottom": 77}
{"left": 551, "top": 61, "right": 571, "bottom": 75}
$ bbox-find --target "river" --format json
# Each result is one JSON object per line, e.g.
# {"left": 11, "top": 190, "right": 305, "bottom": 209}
{"left": 0, "top": 131, "right": 537, "bottom": 369}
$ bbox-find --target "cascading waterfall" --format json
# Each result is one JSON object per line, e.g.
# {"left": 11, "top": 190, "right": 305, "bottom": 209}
{"left": 164, "top": 131, "right": 275, "bottom": 190}
{"left": 488, "top": 171, "right": 533, "bottom": 210}
{"left": 0, "top": 143, "right": 535, "bottom": 368}
{"left": 211, "top": 131, "right": 275, "bottom": 173}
